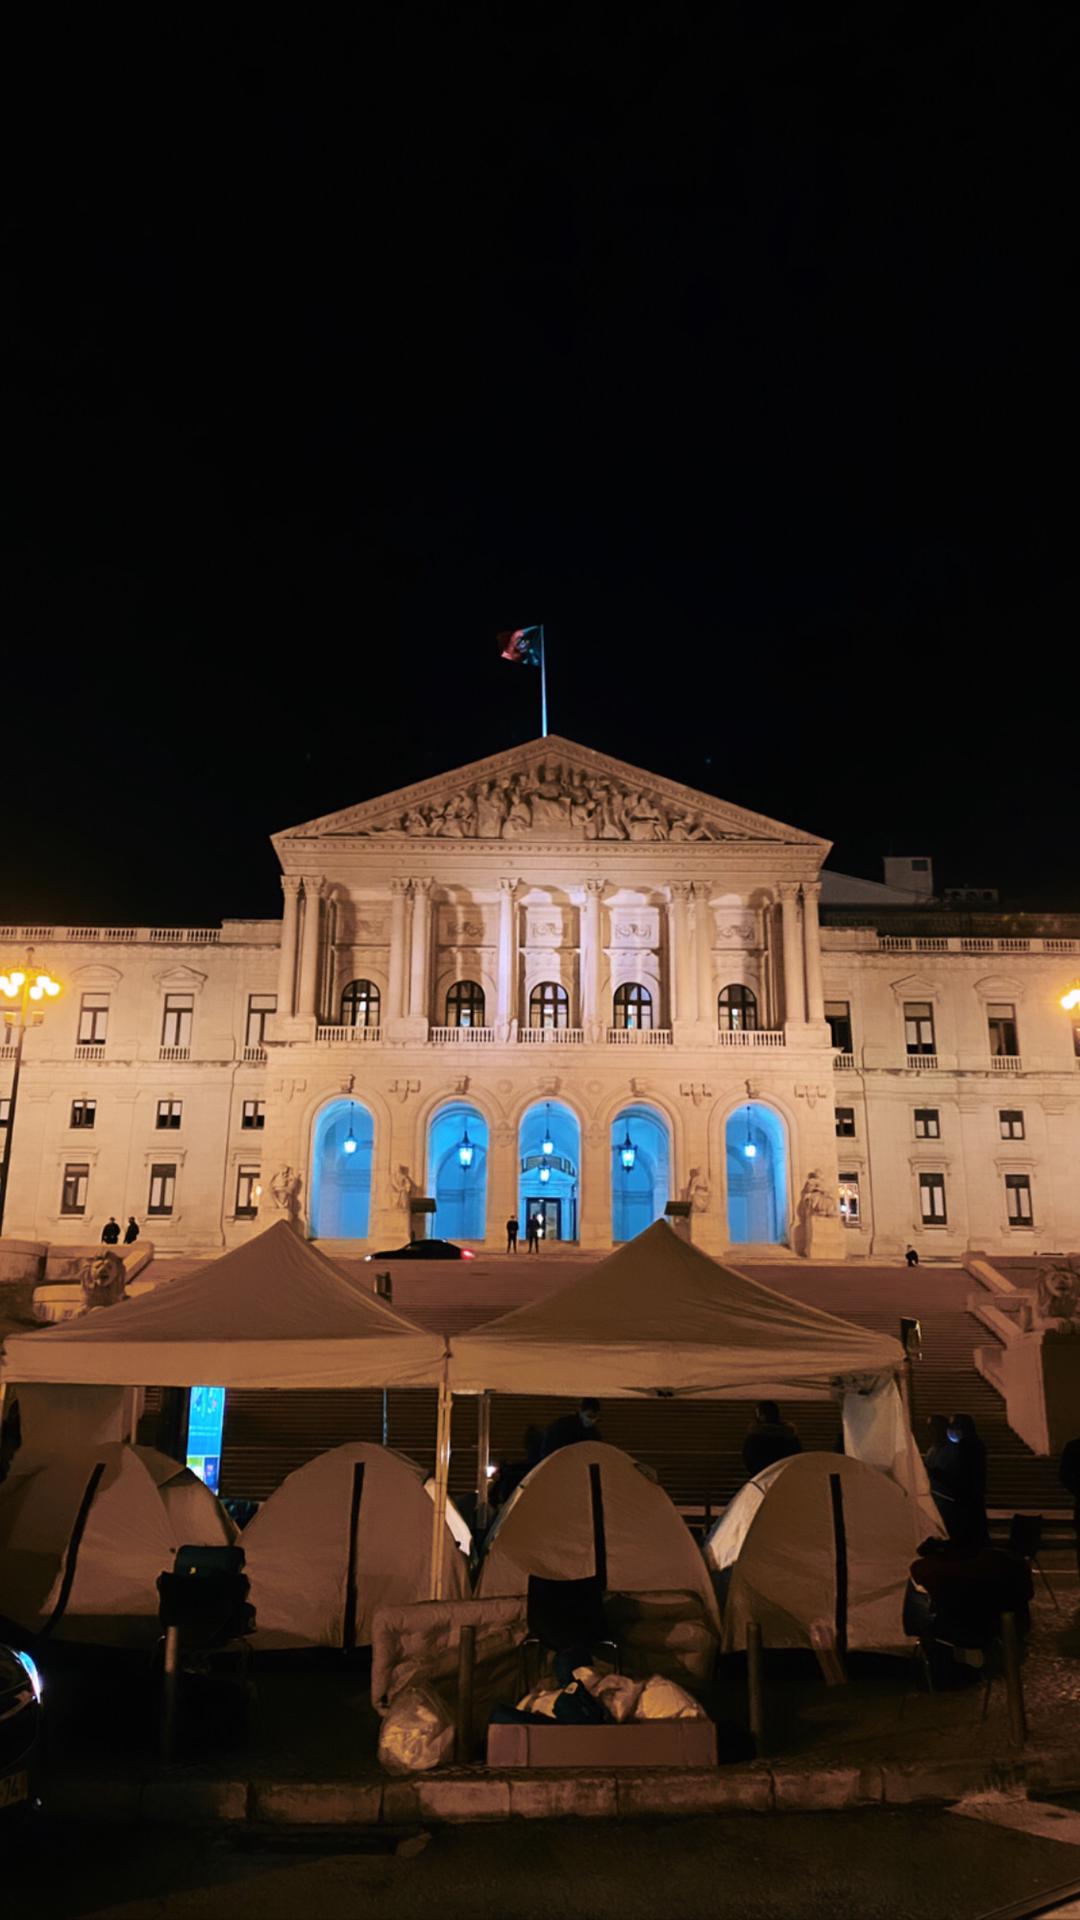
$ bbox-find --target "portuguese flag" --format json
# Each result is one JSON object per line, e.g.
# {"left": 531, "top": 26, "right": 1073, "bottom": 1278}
{"left": 498, "top": 625, "right": 542, "bottom": 666}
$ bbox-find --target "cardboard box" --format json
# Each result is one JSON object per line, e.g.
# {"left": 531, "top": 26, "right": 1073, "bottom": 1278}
{"left": 486, "top": 1720, "right": 717, "bottom": 1769}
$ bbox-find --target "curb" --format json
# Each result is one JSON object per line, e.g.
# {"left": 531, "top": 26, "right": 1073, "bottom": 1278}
{"left": 44, "top": 1744, "right": 1080, "bottom": 1827}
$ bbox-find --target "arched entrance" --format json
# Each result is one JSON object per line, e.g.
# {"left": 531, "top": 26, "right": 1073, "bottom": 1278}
{"left": 611, "top": 1105, "right": 671, "bottom": 1242}
{"left": 518, "top": 1101, "right": 580, "bottom": 1242}
{"left": 725, "top": 1102, "right": 788, "bottom": 1245}
{"left": 428, "top": 1103, "right": 489, "bottom": 1241}
{"left": 310, "top": 1098, "right": 374, "bottom": 1239}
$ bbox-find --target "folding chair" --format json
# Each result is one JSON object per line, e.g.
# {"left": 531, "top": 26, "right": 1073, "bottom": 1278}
{"left": 1008, "top": 1514, "right": 1060, "bottom": 1612}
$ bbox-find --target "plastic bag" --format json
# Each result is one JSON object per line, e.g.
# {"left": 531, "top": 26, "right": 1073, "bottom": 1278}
{"left": 634, "top": 1675, "right": 706, "bottom": 1721}
{"left": 592, "top": 1674, "right": 643, "bottom": 1724}
{"left": 378, "top": 1684, "right": 455, "bottom": 1774}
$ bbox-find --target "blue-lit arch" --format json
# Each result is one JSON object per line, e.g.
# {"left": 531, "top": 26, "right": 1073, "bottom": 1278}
{"left": 428, "top": 1102, "right": 489, "bottom": 1241}
{"left": 611, "top": 1105, "right": 671, "bottom": 1242}
{"left": 724, "top": 1102, "right": 788, "bottom": 1245}
{"left": 518, "top": 1101, "right": 580, "bottom": 1242}
{"left": 310, "top": 1098, "right": 374, "bottom": 1239}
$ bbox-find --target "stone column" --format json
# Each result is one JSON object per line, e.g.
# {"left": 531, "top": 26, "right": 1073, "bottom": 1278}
{"left": 496, "top": 878, "right": 518, "bottom": 1037}
{"left": 802, "top": 880, "right": 825, "bottom": 1024}
{"left": 297, "top": 877, "right": 325, "bottom": 1020}
{"left": 671, "top": 884, "right": 697, "bottom": 1026}
{"left": 581, "top": 879, "right": 604, "bottom": 1039}
{"left": 695, "top": 882, "right": 714, "bottom": 1029}
{"left": 665, "top": 894, "right": 680, "bottom": 1027}
{"left": 485, "top": 1120, "right": 518, "bottom": 1246}
{"left": 408, "top": 879, "right": 433, "bottom": 1021}
{"left": 779, "top": 882, "right": 805, "bottom": 1027}
{"left": 386, "top": 879, "right": 411, "bottom": 1024}
{"left": 276, "top": 876, "right": 302, "bottom": 1018}
{"left": 578, "top": 1119, "right": 611, "bottom": 1250}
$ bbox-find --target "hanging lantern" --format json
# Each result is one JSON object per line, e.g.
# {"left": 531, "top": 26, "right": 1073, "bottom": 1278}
{"left": 620, "top": 1126, "right": 636, "bottom": 1172}
{"left": 457, "top": 1124, "right": 474, "bottom": 1170}
{"left": 343, "top": 1103, "right": 358, "bottom": 1155}
{"left": 541, "top": 1103, "right": 554, "bottom": 1158}
{"left": 743, "top": 1104, "right": 757, "bottom": 1159}
{"left": 539, "top": 1161, "right": 551, "bottom": 1185}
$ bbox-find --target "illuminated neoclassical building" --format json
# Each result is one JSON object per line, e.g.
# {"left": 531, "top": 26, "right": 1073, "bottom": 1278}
{"left": 4, "top": 736, "right": 1080, "bottom": 1260}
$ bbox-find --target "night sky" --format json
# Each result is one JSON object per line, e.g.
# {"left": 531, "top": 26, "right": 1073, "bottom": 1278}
{"left": 4, "top": 10, "right": 1077, "bottom": 926}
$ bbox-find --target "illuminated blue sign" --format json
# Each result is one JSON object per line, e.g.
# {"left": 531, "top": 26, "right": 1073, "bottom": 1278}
{"left": 186, "top": 1386, "right": 226, "bottom": 1493}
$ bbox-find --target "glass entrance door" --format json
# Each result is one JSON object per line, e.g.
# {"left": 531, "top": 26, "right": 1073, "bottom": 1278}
{"left": 524, "top": 1196, "right": 562, "bottom": 1240}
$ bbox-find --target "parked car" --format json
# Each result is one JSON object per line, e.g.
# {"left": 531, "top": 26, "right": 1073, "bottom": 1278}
{"left": 0, "top": 1644, "right": 43, "bottom": 1823}
{"left": 365, "top": 1238, "right": 475, "bottom": 1261}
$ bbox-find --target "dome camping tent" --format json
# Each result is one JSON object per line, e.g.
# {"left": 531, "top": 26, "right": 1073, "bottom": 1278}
{"left": 704, "top": 1451, "right": 938, "bottom": 1655}
{"left": 0, "top": 1442, "right": 233, "bottom": 1647}
{"left": 241, "top": 1442, "right": 469, "bottom": 1650}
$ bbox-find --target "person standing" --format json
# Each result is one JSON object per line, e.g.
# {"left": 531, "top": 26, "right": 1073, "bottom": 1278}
{"left": 123, "top": 1215, "right": 140, "bottom": 1246}
{"left": 944, "top": 1412, "right": 990, "bottom": 1551}
{"left": 101, "top": 1216, "right": 121, "bottom": 1245}
{"left": 923, "top": 1413, "right": 955, "bottom": 1530}
{"left": 526, "top": 1213, "right": 542, "bottom": 1253}
{"left": 505, "top": 1214, "right": 519, "bottom": 1254}
{"left": 905, "top": 1246, "right": 919, "bottom": 1268}
{"left": 741, "top": 1402, "right": 803, "bottom": 1478}
{"left": 541, "top": 1399, "right": 602, "bottom": 1458}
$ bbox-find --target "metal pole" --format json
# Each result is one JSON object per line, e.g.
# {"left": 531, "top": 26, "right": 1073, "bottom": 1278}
{"left": 540, "top": 625, "right": 548, "bottom": 738}
{"left": 1001, "top": 1611, "right": 1026, "bottom": 1746}
{"left": 161, "top": 1623, "right": 180, "bottom": 1763}
{"left": 428, "top": 1368, "right": 453, "bottom": 1600}
{"left": 747, "top": 1621, "right": 765, "bottom": 1757}
{"left": 475, "top": 1391, "right": 491, "bottom": 1535}
{"left": 456, "top": 1623, "right": 476, "bottom": 1763}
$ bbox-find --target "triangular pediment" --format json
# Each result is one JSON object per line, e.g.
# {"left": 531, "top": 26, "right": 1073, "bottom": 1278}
{"left": 274, "top": 737, "right": 828, "bottom": 851}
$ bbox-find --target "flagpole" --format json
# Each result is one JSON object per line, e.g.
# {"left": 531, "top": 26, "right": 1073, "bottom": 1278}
{"left": 540, "top": 625, "right": 548, "bottom": 737}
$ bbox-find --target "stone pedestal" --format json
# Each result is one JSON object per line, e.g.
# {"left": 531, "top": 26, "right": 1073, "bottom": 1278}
{"left": 0, "top": 1238, "right": 46, "bottom": 1287}
{"left": 664, "top": 1200, "right": 692, "bottom": 1243}
{"left": 800, "top": 1213, "right": 848, "bottom": 1260}
{"left": 409, "top": 1196, "right": 437, "bottom": 1241}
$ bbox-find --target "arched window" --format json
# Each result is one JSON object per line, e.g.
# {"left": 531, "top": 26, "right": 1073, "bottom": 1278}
{"left": 718, "top": 984, "right": 758, "bottom": 1032}
{"left": 530, "top": 981, "right": 569, "bottom": 1029}
{"left": 446, "top": 980, "right": 485, "bottom": 1028}
{"left": 613, "top": 983, "right": 653, "bottom": 1031}
{"left": 340, "top": 979, "right": 380, "bottom": 1028}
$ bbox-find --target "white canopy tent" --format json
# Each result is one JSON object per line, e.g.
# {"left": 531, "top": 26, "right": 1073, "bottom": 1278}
{"left": 0, "top": 1221, "right": 447, "bottom": 1391}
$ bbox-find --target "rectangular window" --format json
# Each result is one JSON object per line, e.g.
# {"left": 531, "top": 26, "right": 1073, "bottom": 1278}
{"left": 148, "top": 1163, "right": 176, "bottom": 1216}
{"left": 246, "top": 994, "right": 276, "bottom": 1048}
{"left": 235, "top": 1165, "right": 260, "bottom": 1217}
{"left": 1005, "top": 1173, "right": 1033, "bottom": 1226}
{"left": 61, "top": 1163, "right": 89, "bottom": 1215}
{"left": 156, "top": 1099, "right": 183, "bottom": 1130}
{"left": 70, "top": 1098, "right": 97, "bottom": 1129}
{"left": 919, "top": 1171, "right": 947, "bottom": 1224}
{"left": 825, "top": 1000, "right": 852, "bottom": 1053}
{"left": 0, "top": 1098, "right": 9, "bottom": 1126}
{"left": 905, "top": 1002, "right": 936, "bottom": 1055}
{"left": 999, "top": 1109, "right": 1025, "bottom": 1140}
{"left": 838, "top": 1173, "right": 860, "bottom": 1227}
{"left": 835, "top": 1106, "right": 856, "bottom": 1138}
{"left": 988, "top": 1002, "right": 1019, "bottom": 1057}
{"left": 78, "top": 993, "right": 109, "bottom": 1045}
{"left": 1073, "top": 1021, "right": 1080, "bottom": 1060}
{"left": 161, "top": 994, "right": 193, "bottom": 1048}
{"left": 914, "top": 1107, "right": 940, "bottom": 1139}
{"left": 241, "top": 1099, "right": 266, "bottom": 1130}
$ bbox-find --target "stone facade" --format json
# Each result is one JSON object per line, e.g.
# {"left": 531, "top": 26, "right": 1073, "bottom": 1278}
{"left": 2, "top": 736, "right": 1079, "bottom": 1259}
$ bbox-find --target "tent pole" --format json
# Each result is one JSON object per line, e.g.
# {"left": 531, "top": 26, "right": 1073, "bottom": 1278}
{"left": 475, "top": 1391, "right": 492, "bottom": 1534}
{"left": 896, "top": 1361, "right": 914, "bottom": 1429}
{"left": 428, "top": 1367, "right": 453, "bottom": 1601}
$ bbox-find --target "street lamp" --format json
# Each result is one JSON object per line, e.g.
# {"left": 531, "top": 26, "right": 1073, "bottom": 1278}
{"left": 743, "top": 1105, "right": 757, "bottom": 1159}
{"left": 619, "top": 1126, "right": 636, "bottom": 1172}
{"left": 1060, "top": 983, "right": 1080, "bottom": 1011}
{"left": 457, "top": 1124, "right": 474, "bottom": 1170}
{"left": 0, "top": 957, "right": 62, "bottom": 1234}
{"left": 342, "top": 1103, "right": 358, "bottom": 1154}
{"left": 540, "top": 1105, "right": 554, "bottom": 1158}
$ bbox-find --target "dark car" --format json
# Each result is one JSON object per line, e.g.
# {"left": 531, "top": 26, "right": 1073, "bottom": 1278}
{"left": 365, "top": 1238, "right": 475, "bottom": 1261}
{"left": 0, "top": 1644, "right": 43, "bottom": 1822}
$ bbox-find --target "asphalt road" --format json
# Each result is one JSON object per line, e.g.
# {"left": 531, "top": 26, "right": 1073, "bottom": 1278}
{"left": 8, "top": 1802, "right": 1080, "bottom": 1920}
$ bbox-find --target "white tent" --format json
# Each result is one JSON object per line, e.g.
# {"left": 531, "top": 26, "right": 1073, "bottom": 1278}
{"left": 476, "top": 1441, "right": 719, "bottom": 1624}
{"left": 0, "top": 1443, "right": 232, "bottom": 1647}
{"left": 241, "top": 1443, "right": 469, "bottom": 1649}
{"left": 0, "top": 1221, "right": 446, "bottom": 1390}
{"left": 704, "top": 1451, "right": 937, "bottom": 1654}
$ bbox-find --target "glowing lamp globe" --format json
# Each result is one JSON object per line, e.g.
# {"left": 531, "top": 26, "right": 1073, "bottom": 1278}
{"left": 1061, "top": 983, "right": 1080, "bottom": 1011}
{"left": 619, "top": 1128, "right": 636, "bottom": 1172}
{"left": 539, "top": 1162, "right": 551, "bottom": 1184}
{"left": 540, "top": 1105, "right": 554, "bottom": 1157}
{"left": 457, "top": 1127, "right": 474, "bottom": 1170}
{"left": 343, "top": 1133, "right": 357, "bottom": 1155}
{"left": 744, "top": 1140, "right": 757, "bottom": 1159}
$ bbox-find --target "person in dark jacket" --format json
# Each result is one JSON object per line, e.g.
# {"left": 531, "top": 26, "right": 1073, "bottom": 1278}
{"left": 941, "top": 1412, "right": 990, "bottom": 1551}
{"left": 541, "top": 1399, "right": 602, "bottom": 1458}
{"left": 1060, "top": 1436, "right": 1080, "bottom": 1576}
{"left": 491, "top": 1425, "right": 544, "bottom": 1509}
{"left": 923, "top": 1413, "right": 955, "bottom": 1530}
{"left": 505, "top": 1215, "right": 519, "bottom": 1253}
{"left": 100, "top": 1216, "right": 121, "bottom": 1245}
{"left": 123, "top": 1216, "right": 140, "bottom": 1245}
{"left": 741, "top": 1402, "right": 802, "bottom": 1479}
{"left": 905, "top": 1246, "right": 919, "bottom": 1267}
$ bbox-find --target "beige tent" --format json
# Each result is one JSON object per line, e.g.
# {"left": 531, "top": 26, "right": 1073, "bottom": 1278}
{"left": 0, "top": 1443, "right": 232, "bottom": 1647}
{"left": 476, "top": 1441, "right": 718, "bottom": 1624}
{"left": 704, "top": 1452, "right": 935, "bottom": 1654}
{"left": 0, "top": 1221, "right": 446, "bottom": 1390}
{"left": 242, "top": 1443, "right": 469, "bottom": 1649}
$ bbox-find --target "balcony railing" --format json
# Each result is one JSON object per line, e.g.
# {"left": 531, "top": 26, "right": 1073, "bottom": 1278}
{"left": 74, "top": 1043, "right": 106, "bottom": 1062}
{"left": 316, "top": 1025, "right": 383, "bottom": 1045}
{"left": 429, "top": 1025, "right": 496, "bottom": 1044}
{"left": 159, "top": 1046, "right": 191, "bottom": 1063}
{"left": 242, "top": 1045, "right": 267, "bottom": 1063}
{"left": 905, "top": 1053, "right": 939, "bottom": 1070}
{"left": 715, "top": 1029, "right": 786, "bottom": 1047}
{"left": 833, "top": 1051, "right": 855, "bottom": 1071}
{"left": 518, "top": 1027, "right": 586, "bottom": 1044}
{"left": 606, "top": 1028, "right": 673, "bottom": 1045}
{"left": 990, "top": 1054, "right": 1023, "bottom": 1072}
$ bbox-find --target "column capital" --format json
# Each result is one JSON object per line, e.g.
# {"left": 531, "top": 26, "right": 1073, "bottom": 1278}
{"left": 280, "top": 874, "right": 302, "bottom": 898}
{"left": 302, "top": 875, "right": 326, "bottom": 900}
{"left": 410, "top": 876, "right": 434, "bottom": 896}
{"left": 669, "top": 881, "right": 694, "bottom": 903}
{"left": 583, "top": 877, "right": 606, "bottom": 898}
{"left": 498, "top": 876, "right": 520, "bottom": 895}
{"left": 778, "top": 881, "right": 801, "bottom": 903}
{"left": 390, "top": 877, "right": 411, "bottom": 897}
{"left": 801, "top": 879, "right": 822, "bottom": 902}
